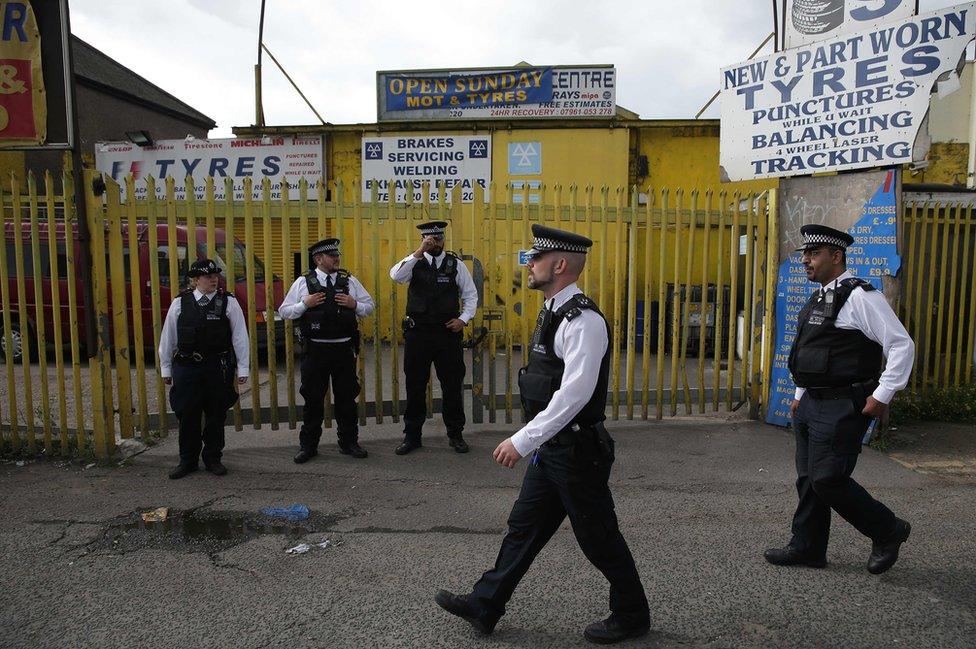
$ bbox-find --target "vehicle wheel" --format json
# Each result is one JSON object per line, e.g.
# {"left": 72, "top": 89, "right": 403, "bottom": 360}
{"left": 0, "top": 322, "right": 26, "bottom": 362}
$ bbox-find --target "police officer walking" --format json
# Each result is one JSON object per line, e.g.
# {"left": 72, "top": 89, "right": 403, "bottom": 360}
{"left": 389, "top": 221, "right": 478, "bottom": 455}
{"left": 435, "top": 225, "right": 650, "bottom": 644}
{"left": 279, "top": 238, "right": 374, "bottom": 462}
{"left": 159, "top": 259, "right": 250, "bottom": 479}
{"left": 765, "top": 224, "right": 915, "bottom": 574}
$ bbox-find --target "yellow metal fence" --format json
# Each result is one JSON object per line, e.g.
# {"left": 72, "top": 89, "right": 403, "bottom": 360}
{"left": 1, "top": 171, "right": 779, "bottom": 457}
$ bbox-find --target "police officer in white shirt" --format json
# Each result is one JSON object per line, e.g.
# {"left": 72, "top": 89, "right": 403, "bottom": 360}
{"left": 159, "top": 259, "right": 250, "bottom": 479}
{"left": 389, "top": 221, "right": 478, "bottom": 455}
{"left": 435, "top": 225, "right": 650, "bottom": 645}
{"left": 765, "top": 224, "right": 915, "bottom": 574}
{"left": 279, "top": 238, "right": 375, "bottom": 462}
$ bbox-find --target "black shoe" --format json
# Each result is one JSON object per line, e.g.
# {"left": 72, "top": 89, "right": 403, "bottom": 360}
{"left": 339, "top": 441, "right": 368, "bottom": 459}
{"left": 763, "top": 545, "right": 827, "bottom": 568}
{"left": 434, "top": 590, "right": 497, "bottom": 635}
{"left": 168, "top": 464, "right": 198, "bottom": 480}
{"left": 583, "top": 616, "right": 650, "bottom": 644}
{"left": 448, "top": 436, "right": 469, "bottom": 453}
{"left": 205, "top": 461, "right": 228, "bottom": 476}
{"left": 395, "top": 439, "right": 422, "bottom": 455}
{"left": 293, "top": 449, "right": 318, "bottom": 464}
{"left": 867, "top": 519, "right": 911, "bottom": 574}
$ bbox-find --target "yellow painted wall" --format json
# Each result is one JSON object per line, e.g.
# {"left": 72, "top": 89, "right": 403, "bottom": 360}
{"left": 0, "top": 151, "right": 26, "bottom": 188}
{"left": 636, "top": 125, "right": 775, "bottom": 197}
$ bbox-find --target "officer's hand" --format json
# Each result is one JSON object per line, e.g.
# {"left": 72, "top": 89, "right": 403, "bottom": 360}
{"left": 493, "top": 438, "right": 522, "bottom": 468}
{"left": 862, "top": 396, "right": 887, "bottom": 419}
{"left": 414, "top": 235, "right": 437, "bottom": 257}
{"left": 163, "top": 377, "right": 172, "bottom": 385}
{"left": 335, "top": 293, "right": 357, "bottom": 309}
{"left": 303, "top": 292, "right": 326, "bottom": 308}
{"left": 789, "top": 399, "right": 800, "bottom": 418}
{"left": 445, "top": 318, "right": 465, "bottom": 332}
{"left": 238, "top": 376, "right": 248, "bottom": 384}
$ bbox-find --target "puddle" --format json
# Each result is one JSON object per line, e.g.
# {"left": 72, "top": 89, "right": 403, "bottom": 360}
{"left": 93, "top": 508, "right": 341, "bottom": 554}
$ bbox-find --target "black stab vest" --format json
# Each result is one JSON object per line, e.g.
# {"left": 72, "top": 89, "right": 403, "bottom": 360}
{"left": 176, "top": 288, "right": 232, "bottom": 355}
{"left": 788, "top": 277, "right": 883, "bottom": 388}
{"left": 300, "top": 270, "right": 359, "bottom": 340}
{"left": 406, "top": 254, "right": 461, "bottom": 324}
{"left": 517, "top": 293, "right": 610, "bottom": 428}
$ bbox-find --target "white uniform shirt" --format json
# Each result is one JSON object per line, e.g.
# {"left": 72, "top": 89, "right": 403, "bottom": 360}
{"left": 389, "top": 251, "right": 478, "bottom": 323}
{"left": 510, "top": 283, "right": 608, "bottom": 457}
{"left": 793, "top": 270, "right": 915, "bottom": 405}
{"left": 278, "top": 268, "right": 374, "bottom": 342}
{"left": 158, "top": 288, "right": 250, "bottom": 378}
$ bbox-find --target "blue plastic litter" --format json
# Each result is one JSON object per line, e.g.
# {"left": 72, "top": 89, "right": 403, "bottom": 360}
{"left": 261, "top": 504, "right": 310, "bottom": 521}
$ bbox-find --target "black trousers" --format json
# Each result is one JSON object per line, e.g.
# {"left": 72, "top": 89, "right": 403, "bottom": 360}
{"left": 789, "top": 393, "right": 898, "bottom": 557}
{"left": 403, "top": 326, "right": 465, "bottom": 440}
{"left": 169, "top": 357, "right": 236, "bottom": 466}
{"left": 299, "top": 341, "right": 360, "bottom": 451}
{"left": 469, "top": 440, "right": 649, "bottom": 625}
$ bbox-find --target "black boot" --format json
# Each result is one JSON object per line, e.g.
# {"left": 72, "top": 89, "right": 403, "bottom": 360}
{"left": 434, "top": 590, "right": 498, "bottom": 635}
{"left": 583, "top": 616, "right": 650, "bottom": 644}
{"left": 867, "top": 519, "right": 911, "bottom": 574}
{"left": 168, "top": 463, "right": 198, "bottom": 480}
{"left": 763, "top": 545, "right": 827, "bottom": 568}
{"left": 339, "top": 440, "right": 368, "bottom": 459}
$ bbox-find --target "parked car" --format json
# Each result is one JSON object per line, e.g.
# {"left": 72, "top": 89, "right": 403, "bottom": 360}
{"left": 1, "top": 220, "right": 285, "bottom": 361}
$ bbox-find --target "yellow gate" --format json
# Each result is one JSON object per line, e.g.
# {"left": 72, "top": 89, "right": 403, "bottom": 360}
{"left": 0, "top": 169, "right": 777, "bottom": 457}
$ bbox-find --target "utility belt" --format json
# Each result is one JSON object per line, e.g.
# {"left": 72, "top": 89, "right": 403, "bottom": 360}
{"left": 402, "top": 316, "right": 458, "bottom": 332}
{"left": 174, "top": 350, "right": 231, "bottom": 366}
{"left": 804, "top": 380, "right": 879, "bottom": 401}
{"left": 542, "top": 421, "right": 615, "bottom": 461}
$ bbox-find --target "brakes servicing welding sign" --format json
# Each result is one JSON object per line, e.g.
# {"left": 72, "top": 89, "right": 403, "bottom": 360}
{"left": 95, "top": 136, "right": 325, "bottom": 200}
{"left": 361, "top": 135, "right": 490, "bottom": 203}
{"left": 720, "top": 3, "right": 976, "bottom": 182}
{"left": 377, "top": 66, "right": 615, "bottom": 120}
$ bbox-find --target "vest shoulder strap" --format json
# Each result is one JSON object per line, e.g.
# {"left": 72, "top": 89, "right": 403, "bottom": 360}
{"left": 556, "top": 294, "right": 598, "bottom": 322}
{"left": 304, "top": 271, "right": 324, "bottom": 293}
{"left": 840, "top": 277, "right": 875, "bottom": 292}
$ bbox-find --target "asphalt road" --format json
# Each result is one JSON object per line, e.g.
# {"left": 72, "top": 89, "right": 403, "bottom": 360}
{"left": 1, "top": 416, "right": 973, "bottom": 648}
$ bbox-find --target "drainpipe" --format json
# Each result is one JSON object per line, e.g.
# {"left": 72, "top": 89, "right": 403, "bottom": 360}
{"left": 968, "top": 61, "right": 976, "bottom": 188}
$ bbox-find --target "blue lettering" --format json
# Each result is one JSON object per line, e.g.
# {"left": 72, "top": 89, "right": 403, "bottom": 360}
{"left": 235, "top": 157, "right": 255, "bottom": 176}
{"left": 900, "top": 45, "right": 940, "bottom": 77}
{"left": 3, "top": 3, "right": 28, "bottom": 42}
{"left": 261, "top": 156, "right": 280, "bottom": 175}
{"left": 209, "top": 158, "right": 229, "bottom": 177}
{"left": 156, "top": 160, "right": 175, "bottom": 178}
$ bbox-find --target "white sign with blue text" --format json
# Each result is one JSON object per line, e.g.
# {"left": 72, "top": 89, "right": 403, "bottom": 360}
{"left": 362, "top": 135, "right": 491, "bottom": 203}
{"left": 721, "top": 2, "right": 976, "bottom": 182}
{"left": 783, "top": 0, "right": 917, "bottom": 48}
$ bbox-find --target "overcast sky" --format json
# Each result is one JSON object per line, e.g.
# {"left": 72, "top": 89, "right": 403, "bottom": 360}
{"left": 71, "top": 1, "right": 960, "bottom": 137}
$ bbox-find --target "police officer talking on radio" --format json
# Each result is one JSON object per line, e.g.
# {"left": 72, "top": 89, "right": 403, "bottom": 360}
{"left": 159, "top": 259, "right": 250, "bottom": 479}
{"left": 279, "top": 238, "right": 375, "bottom": 462}
{"left": 765, "top": 224, "right": 915, "bottom": 574}
{"left": 434, "top": 225, "right": 650, "bottom": 645}
{"left": 389, "top": 221, "right": 478, "bottom": 455}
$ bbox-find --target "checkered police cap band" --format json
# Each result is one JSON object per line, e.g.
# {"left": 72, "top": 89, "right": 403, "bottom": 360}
{"left": 311, "top": 242, "right": 340, "bottom": 255}
{"left": 419, "top": 225, "right": 445, "bottom": 237}
{"left": 801, "top": 233, "right": 849, "bottom": 249}
{"left": 532, "top": 236, "right": 590, "bottom": 253}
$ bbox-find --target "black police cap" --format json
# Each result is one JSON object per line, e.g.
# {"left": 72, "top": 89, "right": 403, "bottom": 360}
{"left": 795, "top": 224, "right": 855, "bottom": 252}
{"left": 186, "top": 258, "right": 221, "bottom": 278}
{"left": 522, "top": 224, "right": 593, "bottom": 259}
{"left": 309, "top": 238, "right": 341, "bottom": 257}
{"left": 417, "top": 221, "right": 448, "bottom": 237}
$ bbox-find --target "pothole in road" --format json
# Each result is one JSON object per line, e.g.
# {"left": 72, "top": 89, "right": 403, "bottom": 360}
{"left": 92, "top": 508, "right": 343, "bottom": 554}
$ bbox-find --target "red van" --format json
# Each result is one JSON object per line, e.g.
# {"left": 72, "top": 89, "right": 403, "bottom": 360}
{"left": 1, "top": 220, "right": 285, "bottom": 361}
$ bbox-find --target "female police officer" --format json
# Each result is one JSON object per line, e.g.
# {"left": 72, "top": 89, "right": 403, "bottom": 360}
{"left": 159, "top": 259, "right": 250, "bottom": 479}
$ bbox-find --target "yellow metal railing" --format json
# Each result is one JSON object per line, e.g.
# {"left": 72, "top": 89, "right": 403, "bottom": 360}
{"left": 900, "top": 203, "right": 976, "bottom": 390}
{"left": 0, "top": 172, "right": 796, "bottom": 457}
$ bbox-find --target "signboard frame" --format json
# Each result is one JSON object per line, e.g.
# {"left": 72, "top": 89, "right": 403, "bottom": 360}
{"left": 780, "top": 0, "right": 919, "bottom": 49}
{"left": 375, "top": 64, "right": 616, "bottom": 122}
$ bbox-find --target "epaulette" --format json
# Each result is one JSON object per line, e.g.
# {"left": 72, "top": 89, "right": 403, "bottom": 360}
{"left": 841, "top": 277, "right": 875, "bottom": 292}
{"left": 445, "top": 250, "right": 461, "bottom": 260}
{"left": 337, "top": 268, "right": 350, "bottom": 279}
{"left": 558, "top": 294, "right": 596, "bottom": 321}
